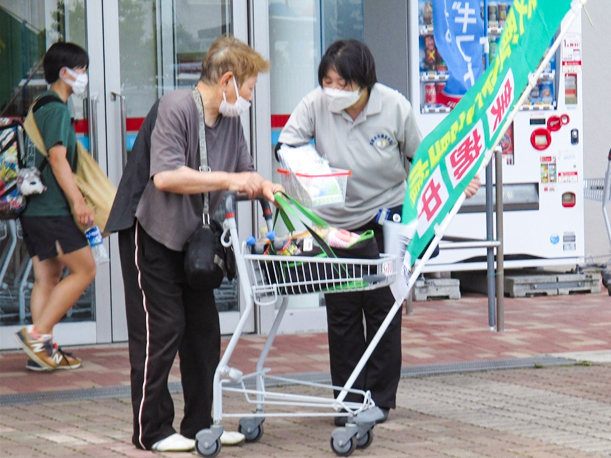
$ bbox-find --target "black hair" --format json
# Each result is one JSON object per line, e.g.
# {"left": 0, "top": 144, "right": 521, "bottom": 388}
{"left": 318, "top": 39, "right": 377, "bottom": 92}
{"left": 43, "top": 42, "right": 89, "bottom": 84}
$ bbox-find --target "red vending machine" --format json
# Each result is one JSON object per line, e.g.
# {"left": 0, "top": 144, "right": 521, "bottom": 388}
{"left": 407, "top": 0, "right": 585, "bottom": 272}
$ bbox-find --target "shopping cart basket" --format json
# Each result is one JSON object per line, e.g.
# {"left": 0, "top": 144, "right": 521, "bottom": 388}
{"left": 195, "top": 192, "right": 397, "bottom": 457}
{"left": 583, "top": 147, "right": 611, "bottom": 292}
{"left": 584, "top": 148, "right": 611, "bottom": 247}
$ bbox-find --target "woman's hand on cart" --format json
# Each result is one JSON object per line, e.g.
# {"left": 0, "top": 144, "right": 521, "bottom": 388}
{"left": 227, "top": 172, "right": 283, "bottom": 202}
{"left": 261, "top": 181, "right": 284, "bottom": 204}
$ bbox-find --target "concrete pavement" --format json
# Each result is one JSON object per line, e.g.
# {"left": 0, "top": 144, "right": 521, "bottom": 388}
{"left": 1, "top": 288, "right": 610, "bottom": 457}
{"left": 1, "top": 361, "right": 610, "bottom": 457}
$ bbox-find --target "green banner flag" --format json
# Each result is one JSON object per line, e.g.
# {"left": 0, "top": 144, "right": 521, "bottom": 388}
{"left": 402, "top": 0, "right": 573, "bottom": 262}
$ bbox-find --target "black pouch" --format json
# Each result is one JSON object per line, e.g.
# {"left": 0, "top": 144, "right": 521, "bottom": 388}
{"left": 184, "top": 219, "right": 235, "bottom": 290}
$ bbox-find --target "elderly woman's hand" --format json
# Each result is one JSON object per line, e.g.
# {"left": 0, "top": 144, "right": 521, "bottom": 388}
{"left": 260, "top": 180, "right": 284, "bottom": 204}
{"left": 227, "top": 172, "right": 265, "bottom": 199}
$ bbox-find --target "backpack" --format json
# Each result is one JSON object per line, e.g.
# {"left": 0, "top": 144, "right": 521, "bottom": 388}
{"left": 0, "top": 121, "right": 28, "bottom": 218}
{"left": 0, "top": 96, "right": 71, "bottom": 219}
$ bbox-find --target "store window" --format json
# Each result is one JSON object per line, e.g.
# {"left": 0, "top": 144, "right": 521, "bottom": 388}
{"left": 269, "top": 0, "right": 364, "bottom": 117}
{"left": 116, "top": 0, "right": 237, "bottom": 313}
{"left": 268, "top": 0, "right": 364, "bottom": 315}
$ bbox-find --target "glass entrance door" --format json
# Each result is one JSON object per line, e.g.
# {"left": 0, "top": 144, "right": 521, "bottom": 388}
{"left": 0, "top": 0, "right": 99, "bottom": 348}
{"left": 103, "top": 0, "right": 254, "bottom": 339}
{"left": 0, "top": 0, "right": 253, "bottom": 350}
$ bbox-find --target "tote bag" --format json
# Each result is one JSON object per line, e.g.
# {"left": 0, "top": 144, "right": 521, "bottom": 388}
{"left": 259, "top": 192, "right": 381, "bottom": 294}
{"left": 23, "top": 101, "right": 116, "bottom": 236}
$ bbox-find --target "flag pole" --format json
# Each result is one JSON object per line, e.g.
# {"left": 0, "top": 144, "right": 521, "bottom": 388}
{"left": 335, "top": 0, "right": 586, "bottom": 405}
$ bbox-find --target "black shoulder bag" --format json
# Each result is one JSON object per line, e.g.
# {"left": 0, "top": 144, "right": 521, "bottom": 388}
{"left": 183, "top": 88, "right": 235, "bottom": 290}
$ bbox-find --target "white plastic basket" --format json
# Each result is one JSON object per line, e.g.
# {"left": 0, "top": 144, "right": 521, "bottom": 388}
{"left": 584, "top": 178, "right": 610, "bottom": 202}
{"left": 277, "top": 168, "right": 350, "bottom": 208}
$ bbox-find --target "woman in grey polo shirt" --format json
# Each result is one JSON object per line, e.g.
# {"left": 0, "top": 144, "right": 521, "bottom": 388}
{"left": 279, "top": 39, "right": 478, "bottom": 426}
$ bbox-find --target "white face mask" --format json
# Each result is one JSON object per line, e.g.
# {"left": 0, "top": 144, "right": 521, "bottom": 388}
{"left": 219, "top": 76, "right": 251, "bottom": 117}
{"left": 60, "top": 67, "right": 88, "bottom": 95}
{"left": 323, "top": 87, "right": 361, "bottom": 112}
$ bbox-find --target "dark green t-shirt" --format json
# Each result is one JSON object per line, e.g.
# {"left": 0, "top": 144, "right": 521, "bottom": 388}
{"left": 22, "top": 91, "right": 77, "bottom": 216}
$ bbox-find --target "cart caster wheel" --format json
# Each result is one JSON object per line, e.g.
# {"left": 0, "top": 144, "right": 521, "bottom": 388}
{"left": 239, "top": 423, "right": 264, "bottom": 442}
{"left": 330, "top": 435, "right": 356, "bottom": 456}
{"left": 356, "top": 428, "right": 374, "bottom": 449}
{"left": 195, "top": 438, "right": 221, "bottom": 457}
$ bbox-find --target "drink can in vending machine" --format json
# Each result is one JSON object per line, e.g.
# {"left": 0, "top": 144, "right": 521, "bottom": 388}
{"left": 436, "top": 50, "right": 448, "bottom": 73}
{"left": 424, "top": 35, "right": 437, "bottom": 70}
{"left": 422, "top": 1, "right": 433, "bottom": 25}
{"left": 498, "top": 2, "right": 508, "bottom": 26}
{"left": 488, "top": 1, "right": 498, "bottom": 26}
{"left": 529, "top": 81, "right": 541, "bottom": 104}
{"left": 435, "top": 81, "right": 446, "bottom": 98}
{"left": 540, "top": 79, "right": 553, "bottom": 104}
{"left": 424, "top": 82, "right": 437, "bottom": 104}
{"left": 489, "top": 36, "right": 499, "bottom": 61}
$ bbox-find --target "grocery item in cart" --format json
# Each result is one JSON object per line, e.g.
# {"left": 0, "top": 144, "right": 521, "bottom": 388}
{"left": 250, "top": 193, "right": 384, "bottom": 294}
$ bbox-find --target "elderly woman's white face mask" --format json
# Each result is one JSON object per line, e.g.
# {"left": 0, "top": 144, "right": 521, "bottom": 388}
{"left": 219, "top": 76, "right": 251, "bottom": 117}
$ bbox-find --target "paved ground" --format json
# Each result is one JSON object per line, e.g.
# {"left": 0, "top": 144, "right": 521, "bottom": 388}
{"left": 1, "top": 362, "right": 610, "bottom": 458}
{"left": 1, "top": 290, "right": 610, "bottom": 395}
{"left": 1, "top": 287, "right": 610, "bottom": 457}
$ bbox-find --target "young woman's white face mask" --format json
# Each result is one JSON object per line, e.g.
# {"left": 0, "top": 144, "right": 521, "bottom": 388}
{"left": 219, "top": 76, "right": 251, "bottom": 117}
{"left": 323, "top": 87, "right": 361, "bottom": 112}
{"left": 60, "top": 67, "right": 88, "bottom": 95}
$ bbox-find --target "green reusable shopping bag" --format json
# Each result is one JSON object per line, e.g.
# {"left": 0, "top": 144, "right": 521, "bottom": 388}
{"left": 257, "top": 192, "right": 381, "bottom": 294}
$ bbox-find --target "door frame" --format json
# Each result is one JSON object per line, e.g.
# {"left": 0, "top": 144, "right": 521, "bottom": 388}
{"left": 102, "top": 0, "right": 254, "bottom": 342}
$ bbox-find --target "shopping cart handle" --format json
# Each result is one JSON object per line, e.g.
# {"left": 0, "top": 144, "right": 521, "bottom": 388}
{"left": 224, "top": 191, "right": 273, "bottom": 221}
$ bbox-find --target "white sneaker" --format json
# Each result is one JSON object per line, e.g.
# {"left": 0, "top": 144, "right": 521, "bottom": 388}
{"left": 151, "top": 433, "right": 195, "bottom": 452}
{"left": 220, "top": 431, "right": 245, "bottom": 445}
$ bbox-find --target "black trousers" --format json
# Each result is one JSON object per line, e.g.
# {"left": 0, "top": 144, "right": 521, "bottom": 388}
{"left": 324, "top": 219, "right": 402, "bottom": 410}
{"left": 118, "top": 222, "right": 220, "bottom": 450}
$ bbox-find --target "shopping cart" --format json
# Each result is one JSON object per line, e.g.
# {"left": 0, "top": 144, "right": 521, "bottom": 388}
{"left": 583, "top": 147, "right": 611, "bottom": 292}
{"left": 195, "top": 192, "right": 398, "bottom": 457}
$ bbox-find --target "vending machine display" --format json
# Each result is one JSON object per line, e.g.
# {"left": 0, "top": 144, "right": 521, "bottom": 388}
{"left": 417, "top": 0, "right": 556, "bottom": 113}
{"left": 408, "top": 0, "right": 585, "bottom": 271}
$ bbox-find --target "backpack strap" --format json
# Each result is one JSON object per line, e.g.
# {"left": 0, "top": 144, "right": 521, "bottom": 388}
{"left": 32, "top": 94, "right": 64, "bottom": 113}
{"left": 34, "top": 94, "right": 65, "bottom": 172}
{"left": 24, "top": 93, "right": 66, "bottom": 174}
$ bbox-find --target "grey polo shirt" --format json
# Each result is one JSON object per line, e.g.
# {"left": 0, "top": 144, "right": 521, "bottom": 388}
{"left": 278, "top": 83, "right": 423, "bottom": 229}
{"left": 135, "top": 89, "right": 254, "bottom": 251}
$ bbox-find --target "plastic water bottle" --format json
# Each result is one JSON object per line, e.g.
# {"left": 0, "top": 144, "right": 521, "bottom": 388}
{"left": 246, "top": 234, "right": 270, "bottom": 254}
{"left": 85, "top": 226, "right": 109, "bottom": 264}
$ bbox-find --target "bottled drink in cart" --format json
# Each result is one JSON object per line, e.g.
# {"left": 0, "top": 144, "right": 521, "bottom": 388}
{"left": 247, "top": 235, "right": 268, "bottom": 254}
{"left": 85, "top": 226, "right": 109, "bottom": 264}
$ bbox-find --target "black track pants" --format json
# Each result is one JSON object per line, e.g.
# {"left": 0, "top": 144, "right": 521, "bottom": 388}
{"left": 118, "top": 222, "right": 220, "bottom": 450}
{"left": 324, "top": 219, "right": 402, "bottom": 409}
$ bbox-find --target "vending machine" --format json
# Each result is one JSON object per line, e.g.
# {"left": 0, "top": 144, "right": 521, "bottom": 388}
{"left": 407, "top": 0, "right": 585, "bottom": 272}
